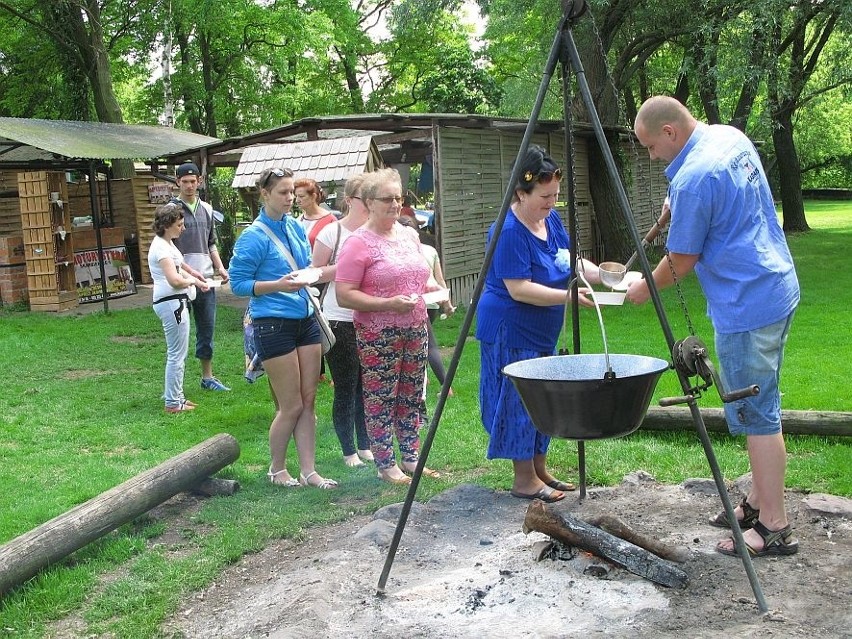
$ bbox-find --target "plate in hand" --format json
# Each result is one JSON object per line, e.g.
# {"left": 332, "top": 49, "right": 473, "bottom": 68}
{"left": 290, "top": 268, "right": 322, "bottom": 285}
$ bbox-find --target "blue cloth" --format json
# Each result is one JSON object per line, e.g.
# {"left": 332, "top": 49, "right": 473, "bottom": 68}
{"left": 476, "top": 209, "right": 572, "bottom": 461}
{"left": 479, "top": 323, "right": 551, "bottom": 460}
{"left": 665, "top": 123, "right": 799, "bottom": 333}
{"left": 475, "top": 209, "right": 572, "bottom": 351}
{"left": 228, "top": 210, "right": 315, "bottom": 320}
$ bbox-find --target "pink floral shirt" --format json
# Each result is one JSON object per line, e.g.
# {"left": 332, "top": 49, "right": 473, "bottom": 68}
{"left": 336, "top": 225, "right": 429, "bottom": 329}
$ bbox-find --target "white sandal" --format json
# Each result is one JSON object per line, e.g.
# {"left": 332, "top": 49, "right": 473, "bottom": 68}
{"left": 267, "top": 465, "right": 299, "bottom": 487}
{"left": 300, "top": 471, "right": 339, "bottom": 489}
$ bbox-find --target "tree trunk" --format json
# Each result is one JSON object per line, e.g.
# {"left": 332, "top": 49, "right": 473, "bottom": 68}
{"left": 772, "top": 105, "right": 810, "bottom": 232}
{"left": 574, "top": 28, "right": 633, "bottom": 261}
{"left": 59, "top": 0, "right": 134, "bottom": 178}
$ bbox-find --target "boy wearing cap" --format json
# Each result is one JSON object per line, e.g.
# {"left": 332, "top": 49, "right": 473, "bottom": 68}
{"left": 171, "top": 161, "right": 231, "bottom": 391}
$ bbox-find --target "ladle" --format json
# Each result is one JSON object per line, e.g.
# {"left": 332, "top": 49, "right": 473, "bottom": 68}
{"left": 599, "top": 201, "right": 672, "bottom": 287}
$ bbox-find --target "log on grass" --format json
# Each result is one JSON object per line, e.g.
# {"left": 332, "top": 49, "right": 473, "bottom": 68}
{"left": 586, "top": 514, "right": 691, "bottom": 564}
{"left": 522, "top": 501, "right": 689, "bottom": 589}
{"left": 643, "top": 407, "right": 852, "bottom": 437}
{"left": 0, "top": 433, "right": 240, "bottom": 596}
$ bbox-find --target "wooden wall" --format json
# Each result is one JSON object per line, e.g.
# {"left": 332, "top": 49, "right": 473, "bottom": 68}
{"left": 67, "top": 176, "right": 173, "bottom": 285}
{"left": 434, "top": 127, "right": 668, "bottom": 308}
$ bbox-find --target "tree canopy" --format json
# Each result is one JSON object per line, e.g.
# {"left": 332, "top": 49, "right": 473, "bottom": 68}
{"left": 0, "top": 0, "right": 848, "bottom": 221}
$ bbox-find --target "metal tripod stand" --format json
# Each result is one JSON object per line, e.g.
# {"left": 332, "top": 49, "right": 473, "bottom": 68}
{"left": 376, "top": 0, "right": 768, "bottom": 613}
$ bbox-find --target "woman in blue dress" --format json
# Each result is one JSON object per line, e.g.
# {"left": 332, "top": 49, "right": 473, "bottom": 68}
{"left": 476, "top": 145, "right": 602, "bottom": 503}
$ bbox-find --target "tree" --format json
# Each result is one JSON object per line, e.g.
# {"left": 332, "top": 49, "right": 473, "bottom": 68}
{"left": 0, "top": 0, "right": 157, "bottom": 178}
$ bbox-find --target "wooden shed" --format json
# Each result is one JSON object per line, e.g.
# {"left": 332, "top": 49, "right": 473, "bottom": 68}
{"left": 0, "top": 118, "right": 217, "bottom": 309}
{"left": 231, "top": 135, "right": 384, "bottom": 214}
{"left": 158, "top": 114, "right": 669, "bottom": 306}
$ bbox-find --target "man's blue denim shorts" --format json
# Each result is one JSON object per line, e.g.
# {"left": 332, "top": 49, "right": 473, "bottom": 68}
{"left": 715, "top": 312, "right": 794, "bottom": 436}
{"left": 253, "top": 316, "right": 321, "bottom": 361}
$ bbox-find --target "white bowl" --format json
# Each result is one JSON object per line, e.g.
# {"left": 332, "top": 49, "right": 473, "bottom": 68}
{"left": 590, "top": 291, "right": 626, "bottom": 306}
{"left": 421, "top": 289, "right": 450, "bottom": 305}
{"left": 290, "top": 268, "right": 322, "bottom": 285}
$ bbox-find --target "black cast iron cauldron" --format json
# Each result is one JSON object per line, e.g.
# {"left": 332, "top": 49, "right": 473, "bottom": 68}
{"left": 503, "top": 354, "right": 670, "bottom": 440}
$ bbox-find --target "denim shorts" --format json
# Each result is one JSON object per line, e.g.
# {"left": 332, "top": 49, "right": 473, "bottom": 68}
{"left": 252, "top": 315, "right": 321, "bottom": 361}
{"left": 715, "top": 313, "right": 794, "bottom": 436}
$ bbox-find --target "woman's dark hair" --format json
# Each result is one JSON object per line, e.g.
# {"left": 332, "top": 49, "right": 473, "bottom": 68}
{"left": 514, "top": 144, "right": 562, "bottom": 195}
{"left": 152, "top": 202, "right": 183, "bottom": 237}
{"left": 256, "top": 167, "right": 294, "bottom": 191}
{"left": 294, "top": 177, "right": 325, "bottom": 204}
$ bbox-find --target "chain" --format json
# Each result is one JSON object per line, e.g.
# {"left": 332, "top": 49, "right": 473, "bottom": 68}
{"left": 664, "top": 249, "right": 696, "bottom": 336}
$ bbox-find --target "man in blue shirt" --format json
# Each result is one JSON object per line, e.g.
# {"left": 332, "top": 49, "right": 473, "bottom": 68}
{"left": 627, "top": 96, "right": 800, "bottom": 558}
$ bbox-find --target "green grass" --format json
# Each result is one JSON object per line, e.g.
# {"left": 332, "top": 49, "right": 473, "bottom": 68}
{"left": 0, "top": 200, "right": 850, "bottom": 636}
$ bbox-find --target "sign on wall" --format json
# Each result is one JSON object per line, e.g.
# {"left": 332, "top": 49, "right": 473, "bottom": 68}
{"left": 74, "top": 244, "right": 137, "bottom": 303}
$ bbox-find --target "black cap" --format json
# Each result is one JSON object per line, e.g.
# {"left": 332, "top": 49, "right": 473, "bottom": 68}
{"left": 176, "top": 162, "right": 200, "bottom": 178}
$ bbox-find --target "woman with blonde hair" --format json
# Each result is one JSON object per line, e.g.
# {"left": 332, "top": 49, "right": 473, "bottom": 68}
{"left": 336, "top": 168, "right": 441, "bottom": 485}
{"left": 312, "top": 173, "right": 374, "bottom": 467}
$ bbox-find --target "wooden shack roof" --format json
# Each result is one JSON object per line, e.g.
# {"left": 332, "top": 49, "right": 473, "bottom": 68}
{"left": 231, "top": 135, "right": 383, "bottom": 189}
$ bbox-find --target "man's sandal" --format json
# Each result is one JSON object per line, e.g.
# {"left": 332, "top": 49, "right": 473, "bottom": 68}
{"left": 716, "top": 521, "right": 799, "bottom": 557}
{"left": 709, "top": 496, "right": 760, "bottom": 529}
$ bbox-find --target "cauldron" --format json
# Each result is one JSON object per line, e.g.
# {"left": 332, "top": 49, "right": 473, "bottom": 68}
{"left": 503, "top": 354, "right": 669, "bottom": 440}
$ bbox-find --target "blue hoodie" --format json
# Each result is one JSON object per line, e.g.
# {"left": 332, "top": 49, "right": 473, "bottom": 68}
{"left": 228, "top": 209, "right": 315, "bottom": 320}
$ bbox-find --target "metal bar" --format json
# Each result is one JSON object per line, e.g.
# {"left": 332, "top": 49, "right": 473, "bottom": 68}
{"left": 375, "top": 13, "right": 571, "bottom": 597}
{"left": 560, "top": 26, "right": 588, "bottom": 503}
{"left": 560, "top": 22, "right": 768, "bottom": 613}
{"left": 88, "top": 160, "right": 110, "bottom": 314}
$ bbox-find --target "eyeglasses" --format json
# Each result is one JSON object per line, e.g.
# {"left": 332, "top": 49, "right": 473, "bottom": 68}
{"left": 261, "top": 167, "right": 294, "bottom": 190}
{"left": 373, "top": 195, "right": 404, "bottom": 205}
{"left": 522, "top": 168, "right": 562, "bottom": 184}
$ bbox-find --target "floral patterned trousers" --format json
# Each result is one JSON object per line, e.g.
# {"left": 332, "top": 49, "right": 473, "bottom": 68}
{"left": 355, "top": 323, "right": 428, "bottom": 471}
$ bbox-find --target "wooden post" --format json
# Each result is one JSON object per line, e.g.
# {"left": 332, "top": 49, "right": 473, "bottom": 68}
{"left": 0, "top": 433, "right": 240, "bottom": 595}
{"left": 522, "top": 500, "right": 689, "bottom": 589}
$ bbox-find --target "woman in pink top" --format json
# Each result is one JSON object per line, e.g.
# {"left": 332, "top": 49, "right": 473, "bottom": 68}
{"left": 336, "top": 168, "right": 441, "bottom": 485}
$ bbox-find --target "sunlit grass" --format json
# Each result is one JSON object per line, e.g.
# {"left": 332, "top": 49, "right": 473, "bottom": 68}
{"left": 0, "top": 200, "right": 849, "bottom": 637}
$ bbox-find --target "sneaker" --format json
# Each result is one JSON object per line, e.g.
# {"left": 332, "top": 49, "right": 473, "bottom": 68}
{"left": 201, "top": 376, "right": 231, "bottom": 391}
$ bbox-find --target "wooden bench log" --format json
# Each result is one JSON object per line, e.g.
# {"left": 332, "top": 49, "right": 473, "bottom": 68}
{"left": 523, "top": 501, "right": 689, "bottom": 589}
{"left": 0, "top": 433, "right": 240, "bottom": 595}
{"left": 643, "top": 407, "right": 852, "bottom": 437}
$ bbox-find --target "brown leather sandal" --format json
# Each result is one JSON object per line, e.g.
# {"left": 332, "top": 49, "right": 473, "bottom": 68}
{"left": 709, "top": 496, "right": 760, "bottom": 529}
{"left": 716, "top": 521, "right": 799, "bottom": 557}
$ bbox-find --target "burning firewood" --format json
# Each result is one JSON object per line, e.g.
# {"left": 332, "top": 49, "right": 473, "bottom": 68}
{"left": 522, "top": 501, "right": 689, "bottom": 589}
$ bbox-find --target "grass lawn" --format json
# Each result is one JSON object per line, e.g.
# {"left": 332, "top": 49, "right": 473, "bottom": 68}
{"left": 0, "top": 200, "right": 850, "bottom": 637}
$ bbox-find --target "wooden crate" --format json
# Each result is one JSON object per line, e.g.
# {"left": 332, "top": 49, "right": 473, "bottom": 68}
{"left": 19, "top": 171, "right": 78, "bottom": 311}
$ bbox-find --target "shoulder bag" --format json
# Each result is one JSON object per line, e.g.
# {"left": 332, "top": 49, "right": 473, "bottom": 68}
{"left": 255, "top": 220, "right": 336, "bottom": 355}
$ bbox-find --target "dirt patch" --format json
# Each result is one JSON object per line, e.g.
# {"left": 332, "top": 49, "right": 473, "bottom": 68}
{"left": 61, "top": 369, "right": 107, "bottom": 380}
{"left": 162, "top": 474, "right": 851, "bottom": 638}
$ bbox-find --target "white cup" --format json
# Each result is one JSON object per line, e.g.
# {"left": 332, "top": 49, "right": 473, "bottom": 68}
{"left": 49, "top": 192, "right": 60, "bottom": 202}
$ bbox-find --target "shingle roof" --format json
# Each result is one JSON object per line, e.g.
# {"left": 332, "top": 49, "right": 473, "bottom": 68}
{"left": 231, "top": 135, "right": 381, "bottom": 188}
